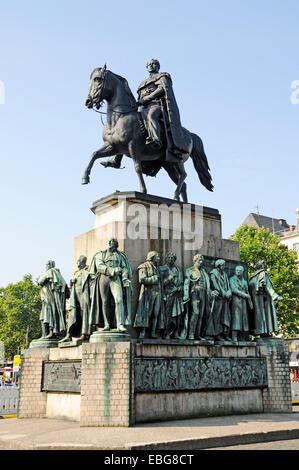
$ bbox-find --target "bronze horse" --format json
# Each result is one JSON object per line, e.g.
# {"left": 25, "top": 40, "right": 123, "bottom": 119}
{"left": 82, "top": 65, "right": 213, "bottom": 202}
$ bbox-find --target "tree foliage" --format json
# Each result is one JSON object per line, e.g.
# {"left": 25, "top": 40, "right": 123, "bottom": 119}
{"left": 0, "top": 275, "right": 41, "bottom": 359}
{"left": 232, "top": 225, "right": 299, "bottom": 337}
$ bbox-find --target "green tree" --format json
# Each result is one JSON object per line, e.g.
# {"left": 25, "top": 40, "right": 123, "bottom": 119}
{"left": 0, "top": 275, "right": 41, "bottom": 359}
{"left": 232, "top": 225, "right": 299, "bottom": 337}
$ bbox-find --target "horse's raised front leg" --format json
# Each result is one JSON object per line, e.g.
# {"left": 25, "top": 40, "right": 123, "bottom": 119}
{"left": 82, "top": 144, "right": 114, "bottom": 184}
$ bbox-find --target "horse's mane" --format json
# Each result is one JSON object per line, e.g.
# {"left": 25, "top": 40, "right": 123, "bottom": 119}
{"left": 112, "top": 72, "right": 137, "bottom": 107}
{"left": 91, "top": 67, "right": 137, "bottom": 107}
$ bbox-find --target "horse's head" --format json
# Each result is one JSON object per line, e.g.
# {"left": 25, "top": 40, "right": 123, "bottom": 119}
{"left": 85, "top": 65, "right": 137, "bottom": 111}
{"left": 85, "top": 64, "right": 108, "bottom": 110}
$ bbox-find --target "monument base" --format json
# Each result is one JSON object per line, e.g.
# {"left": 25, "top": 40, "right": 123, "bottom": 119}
{"left": 73, "top": 192, "right": 241, "bottom": 312}
{"left": 29, "top": 339, "right": 58, "bottom": 349}
{"left": 89, "top": 330, "right": 131, "bottom": 343}
{"left": 18, "top": 339, "right": 292, "bottom": 426}
{"left": 255, "top": 337, "right": 284, "bottom": 346}
{"left": 58, "top": 338, "right": 88, "bottom": 348}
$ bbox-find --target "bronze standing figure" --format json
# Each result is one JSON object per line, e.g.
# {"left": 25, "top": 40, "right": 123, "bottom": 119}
{"left": 229, "top": 265, "right": 253, "bottom": 342}
{"left": 134, "top": 251, "right": 164, "bottom": 339}
{"left": 37, "top": 260, "right": 69, "bottom": 340}
{"left": 160, "top": 252, "right": 183, "bottom": 339}
{"left": 88, "top": 239, "right": 133, "bottom": 333}
{"left": 206, "top": 259, "right": 232, "bottom": 342}
{"left": 60, "top": 255, "right": 91, "bottom": 343}
{"left": 182, "top": 254, "right": 217, "bottom": 340}
{"left": 248, "top": 261, "right": 282, "bottom": 338}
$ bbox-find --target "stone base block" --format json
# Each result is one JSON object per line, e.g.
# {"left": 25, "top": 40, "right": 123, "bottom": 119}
{"left": 46, "top": 393, "right": 81, "bottom": 421}
{"left": 135, "top": 389, "right": 264, "bottom": 423}
{"left": 89, "top": 330, "right": 131, "bottom": 343}
{"left": 73, "top": 192, "right": 241, "bottom": 313}
{"left": 58, "top": 338, "right": 88, "bottom": 348}
{"left": 18, "top": 338, "right": 292, "bottom": 426}
{"left": 29, "top": 339, "right": 58, "bottom": 349}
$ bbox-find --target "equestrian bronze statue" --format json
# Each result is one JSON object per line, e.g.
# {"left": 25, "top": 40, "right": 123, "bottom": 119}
{"left": 82, "top": 60, "right": 213, "bottom": 202}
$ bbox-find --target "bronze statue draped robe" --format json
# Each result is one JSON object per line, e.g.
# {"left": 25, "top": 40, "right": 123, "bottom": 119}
{"left": 160, "top": 263, "right": 183, "bottom": 338}
{"left": 181, "top": 266, "right": 212, "bottom": 339}
{"left": 68, "top": 266, "right": 91, "bottom": 337}
{"left": 38, "top": 267, "right": 68, "bottom": 334}
{"left": 206, "top": 268, "right": 231, "bottom": 338}
{"left": 229, "top": 274, "right": 251, "bottom": 334}
{"left": 133, "top": 261, "right": 165, "bottom": 330}
{"left": 137, "top": 72, "right": 190, "bottom": 154}
{"left": 248, "top": 269, "right": 279, "bottom": 335}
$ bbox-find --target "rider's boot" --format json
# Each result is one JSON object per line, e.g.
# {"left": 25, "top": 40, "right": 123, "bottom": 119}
{"left": 101, "top": 154, "right": 123, "bottom": 169}
{"left": 145, "top": 136, "right": 162, "bottom": 149}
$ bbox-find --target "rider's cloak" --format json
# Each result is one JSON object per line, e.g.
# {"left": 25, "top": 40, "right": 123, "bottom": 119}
{"left": 137, "top": 72, "right": 190, "bottom": 154}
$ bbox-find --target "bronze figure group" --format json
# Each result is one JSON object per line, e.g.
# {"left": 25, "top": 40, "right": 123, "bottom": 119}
{"left": 36, "top": 241, "right": 282, "bottom": 344}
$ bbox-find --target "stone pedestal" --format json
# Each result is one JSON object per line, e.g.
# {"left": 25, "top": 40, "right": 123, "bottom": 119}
{"left": 80, "top": 341, "right": 133, "bottom": 426}
{"left": 18, "top": 347, "right": 50, "bottom": 419}
{"left": 18, "top": 339, "right": 292, "bottom": 426}
{"left": 74, "top": 192, "right": 240, "bottom": 270}
{"left": 89, "top": 330, "right": 131, "bottom": 343}
{"left": 259, "top": 339, "right": 293, "bottom": 412}
{"left": 73, "top": 192, "right": 240, "bottom": 312}
{"left": 18, "top": 345, "right": 82, "bottom": 422}
{"left": 29, "top": 339, "right": 58, "bottom": 349}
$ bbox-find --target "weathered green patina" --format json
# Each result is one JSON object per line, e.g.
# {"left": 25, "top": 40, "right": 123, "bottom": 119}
{"left": 160, "top": 252, "right": 183, "bottom": 339}
{"left": 37, "top": 261, "right": 69, "bottom": 340}
{"left": 249, "top": 260, "right": 283, "bottom": 337}
{"left": 60, "top": 256, "right": 92, "bottom": 343}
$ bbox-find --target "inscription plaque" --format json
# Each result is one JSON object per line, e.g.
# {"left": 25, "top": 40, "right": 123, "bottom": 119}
{"left": 42, "top": 360, "right": 81, "bottom": 393}
{"left": 134, "top": 357, "right": 268, "bottom": 393}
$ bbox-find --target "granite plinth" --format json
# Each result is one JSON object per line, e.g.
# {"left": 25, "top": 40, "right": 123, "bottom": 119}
{"left": 255, "top": 337, "right": 284, "bottom": 346}
{"left": 58, "top": 338, "right": 88, "bottom": 348}
{"left": 29, "top": 339, "right": 59, "bottom": 349}
{"left": 73, "top": 192, "right": 240, "bottom": 315}
{"left": 131, "top": 338, "right": 214, "bottom": 346}
{"left": 19, "top": 339, "right": 292, "bottom": 425}
{"left": 89, "top": 330, "right": 131, "bottom": 343}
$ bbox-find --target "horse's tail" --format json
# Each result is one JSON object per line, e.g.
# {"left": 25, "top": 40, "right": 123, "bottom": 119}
{"left": 190, "top": 133, "right": 213, "bottom": 192}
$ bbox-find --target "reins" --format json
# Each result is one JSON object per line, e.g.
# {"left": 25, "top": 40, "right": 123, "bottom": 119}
{"left": 92, "top": 104, "right": 137, "bottom": 115}
{"left": 91, "top": 69, "right": 138, "bottom": 126}
{"left": 92, "top": 103, "right": 138, "bottom": 126}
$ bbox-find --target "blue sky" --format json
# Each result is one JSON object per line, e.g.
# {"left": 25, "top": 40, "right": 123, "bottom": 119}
{"left": 0, "top": 0, "right": 298, "bottom": 286}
